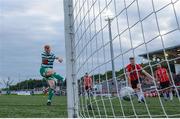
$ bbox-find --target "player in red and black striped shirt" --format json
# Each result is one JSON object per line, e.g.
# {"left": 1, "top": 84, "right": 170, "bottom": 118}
{"left": 155, "top": 64, "right": 173, "bottom": 101}
{"left": 126, "top": 57, "right": 153, "bottom": 103}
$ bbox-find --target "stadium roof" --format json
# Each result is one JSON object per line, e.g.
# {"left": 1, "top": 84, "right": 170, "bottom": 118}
{"left": 139, "top": 45, "right": 180, "bottom": 63}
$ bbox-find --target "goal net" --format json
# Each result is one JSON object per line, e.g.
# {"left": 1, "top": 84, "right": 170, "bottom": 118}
{"left": 64, "top": 0, "right": 180, "bottom": 118}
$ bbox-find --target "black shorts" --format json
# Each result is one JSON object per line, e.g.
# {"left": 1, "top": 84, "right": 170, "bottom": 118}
{"left": 160, "top": 81, "right": 170, "bottom": 89}
{"left": 85, "top": 86, "right": 91, "bottom": 91}
{"left": 131, "top": 80, "right": 139, "bottom": 89}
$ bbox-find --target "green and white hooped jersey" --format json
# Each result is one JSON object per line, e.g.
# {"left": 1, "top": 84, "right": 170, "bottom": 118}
{"left": 41, "top": 52, "right": 57, "bottom": 68}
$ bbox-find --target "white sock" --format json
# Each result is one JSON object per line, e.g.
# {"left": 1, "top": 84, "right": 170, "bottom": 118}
{"left": 163, "top": 93, "right": 168, "bottom": 100}
{"left": 169, "top": 91, "right": 173, "bottom": 100}
{"left": 137, "top": 92, "right": 141, "bottom": 101}
{"left": 141, "top": 93, "right": 145, "bottom": 99}
{"left": 137, "top": 91, "right": 144, "bottom": 101}
{"left": 85, "top": 92, "right": 88, "bottom": 100}
{"left": 93, "top": 94, "right": 96, "bottom": 100}
{"left": 140, "top": 92, "right": 144, "bottom": 100}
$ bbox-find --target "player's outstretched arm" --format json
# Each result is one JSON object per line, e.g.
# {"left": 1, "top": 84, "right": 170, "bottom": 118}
{"left": 142, "top": 70, "right": 155, "bottom": 81}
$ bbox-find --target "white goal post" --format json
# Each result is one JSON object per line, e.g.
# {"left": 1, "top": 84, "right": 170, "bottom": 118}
{"left": 64, "top": 0, "right": 78, "bottom": 117}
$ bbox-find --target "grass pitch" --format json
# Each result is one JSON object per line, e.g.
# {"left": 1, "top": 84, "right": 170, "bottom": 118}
{"left": 80, "top": 96, "right": 180, "bottom": 118}
{"left": 0, "top": 95, "right": 180, "bottom": 118}
{"left": 0, "top": 95, "right": 67, "bottom": 118}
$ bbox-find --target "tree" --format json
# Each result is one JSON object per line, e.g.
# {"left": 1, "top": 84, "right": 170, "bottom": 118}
{"left": 2, "top": 77, "right": 13, "bottom": 94}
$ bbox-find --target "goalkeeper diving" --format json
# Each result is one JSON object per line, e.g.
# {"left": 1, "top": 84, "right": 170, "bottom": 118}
{"left": 40, "top": 45, "right": 65, "bottom": 106}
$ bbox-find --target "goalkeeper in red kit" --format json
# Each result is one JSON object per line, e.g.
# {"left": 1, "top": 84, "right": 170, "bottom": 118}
{"left": 83, "top": 73, "right": 93, "bottom": 98}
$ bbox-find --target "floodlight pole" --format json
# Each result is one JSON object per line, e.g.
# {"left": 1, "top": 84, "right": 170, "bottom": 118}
{"left": 105, "top": 17, "right": 116, "bottom": 82}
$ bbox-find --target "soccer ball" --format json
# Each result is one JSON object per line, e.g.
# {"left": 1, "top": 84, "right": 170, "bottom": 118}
{"left": 120, "top": 87, "right": 134, "bottom": 101}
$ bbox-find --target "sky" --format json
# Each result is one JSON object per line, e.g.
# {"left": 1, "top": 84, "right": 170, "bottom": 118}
{"left": 0, "top": 0, "right": 180, "bottom": 87}
{"left": 0, "top": 0, "right": 65, "bottom": 87}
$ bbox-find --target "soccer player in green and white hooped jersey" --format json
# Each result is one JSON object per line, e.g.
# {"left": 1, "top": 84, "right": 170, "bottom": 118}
{"left": 40, "top": 45, "right": 64, "bottom": 106}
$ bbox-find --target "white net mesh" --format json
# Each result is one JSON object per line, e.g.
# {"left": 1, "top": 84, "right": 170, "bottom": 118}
{"left": 70, "top": 0, "right": 180, "bottom": 118}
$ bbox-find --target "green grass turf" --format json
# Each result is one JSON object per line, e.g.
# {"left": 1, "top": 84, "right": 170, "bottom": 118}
{"left": 0, "top": 95, "right": 67, "bottom": 118}
{"left": 0, "top": 95, "right": 180, "bottom": 118}
{"left": 79, "top": 96, "right": 180, "bottom": 118}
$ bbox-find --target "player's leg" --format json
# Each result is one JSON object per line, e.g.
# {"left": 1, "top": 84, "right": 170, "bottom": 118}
{"left": 87, "top": 87, "right": 93, "bottom": 98}
{"left": 164, "top": 90, "right": 168, "bottom": 101}
{"left": 137, "top": 83, "right": 145, "bottom": 103}
{"left": 44, "top": 69, "right": 64, "bottom": 82}
{"left": 47, "top": 79, "right": 56, "bottom": 105}
{"left": 40, "top": 67, "right": 56, "bottom": 105}
{"left": 131, "top": 80, "right": 144, "bottom": 103}
{"left": 131, "top": 80, "right": 138, "bottom": 98}
{"left": 88, "top": 87, "right": 95, "bottom": 99}
{"left": 52, "top": 72, "right": 64, "bottom": 81}
{"left": 93, "top": 87, "right": 96, "bottom": 100}
{"left": 85, "top": 86, "right": 93, "bottom": 110}
{"left": 166, "top": 81, "right": 173, "bottom": 100}
{"left": 44, "top": 87, "right": 49, "bottom": 96}
{"left": 168, "top": 88, "right": 173, "bottom": 101}
{"left": 85, "top": 86, "right": 89, "bottom": 99}
{"left": 160, "top": 82, "right": 168, "bottom": 101}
